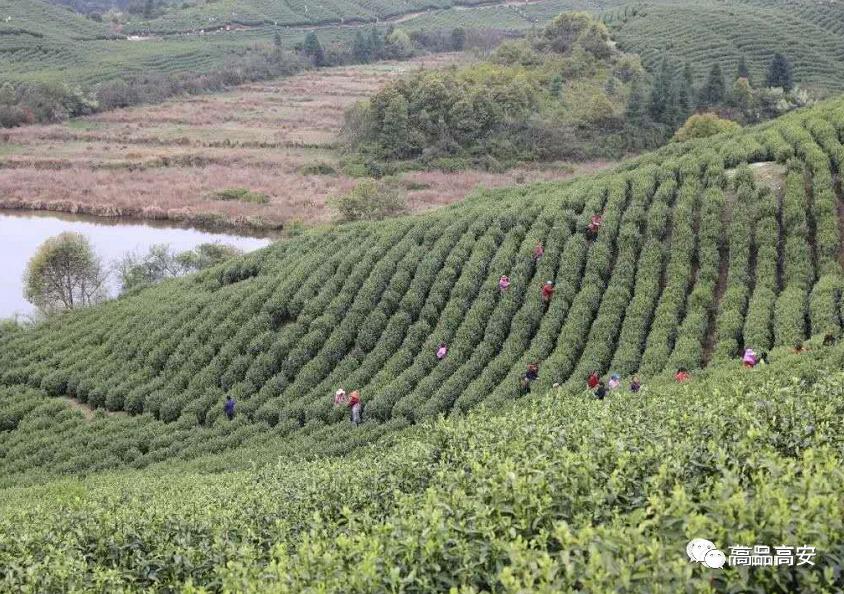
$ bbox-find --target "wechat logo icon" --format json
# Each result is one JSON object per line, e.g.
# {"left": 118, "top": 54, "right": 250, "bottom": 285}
{"left": 687, "top": 539, "right": 727, "bottom": 569}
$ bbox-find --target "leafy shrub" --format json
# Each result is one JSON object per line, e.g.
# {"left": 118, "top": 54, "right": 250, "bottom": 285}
{"left": 299, "top": 162, "right": 337, "bottom": 176}
{"left": 673, "top": 113, "right": 741, "bottom": 142}
{"left": 329, "top": 180, "right": 408, "bottom": 221}
{"left": 210, "top": 188, "right": 270, "bottom": 204}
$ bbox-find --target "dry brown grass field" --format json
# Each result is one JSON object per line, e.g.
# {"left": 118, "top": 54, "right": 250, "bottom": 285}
{"left": 0, "top": 54, "right": 611, "bottom": 232}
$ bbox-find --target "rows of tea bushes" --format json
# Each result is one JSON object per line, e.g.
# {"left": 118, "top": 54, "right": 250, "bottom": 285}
{"left": 667, "top": 157, "right": 726, "bottom": 371}
{"left": 608, "top": 171, "right": 676, "bottom": 375}
{"left": 2, "top": 98, "right": 844, "bottom": 482}
{"left": 637, "top": 173, "right": 700, "bottom": 375}
{"left": 711, "top": 166, "right": 759, "bottom": 362}
{"left": 610, "top": 0, "right": 844, "bottom": 91}
{"left": 126, "top": 0, "right": 533, "bottom": 34}
{"left": 774, "top": 162, "right": 813, "bottom": 348}
{"left": 561, "top": 169, "right": 659, "bottom": 388}
{"left": 516, "top": 177, "right": 627, "bottom": 390}
{"left": 1, "top": 343, "right": 843, "bottom": 592}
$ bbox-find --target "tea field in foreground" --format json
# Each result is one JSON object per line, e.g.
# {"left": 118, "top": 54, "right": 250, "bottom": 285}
{"left": 1, "top": 342, "right": 842, "bottom": 592}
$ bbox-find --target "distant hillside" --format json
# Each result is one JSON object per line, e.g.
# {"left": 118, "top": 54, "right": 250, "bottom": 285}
{"left": 2, "top": 98, "right": 844, "bottom": 485}
{"left": 345, "top": 12, "right": 652, "bottom": 167}
{"left": 5, "top": 0, "right": 844, "bottom": 96}
{"left": 606, "top": 0, "right": 844, "bottom": 93}
{"left": 0, "top": 0, "right": 111, "bottom": 39}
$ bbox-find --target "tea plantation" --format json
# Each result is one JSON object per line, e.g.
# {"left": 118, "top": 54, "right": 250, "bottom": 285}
{"left": 607, "top": 0, "right": 844, "bottom": 93}
{"left": 1, "top": 339, "right": 843, "bottom": 591}
{"left": 3, "top": 98, "right": 844, "bottom": 473}
{"left": 8, "top": 0, "right": 844, "bottom": 93}
{"left": 2, "top": 98, "right": 844, "bottom": 591}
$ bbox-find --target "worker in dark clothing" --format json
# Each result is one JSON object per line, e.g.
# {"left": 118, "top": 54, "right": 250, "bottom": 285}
{"left": 595, "top": 381, "right": 607, "bottom": 400}
{"left": 586, "top": 214, "right": 603, "bottom": 240}
{"left": 224, "top": 396, "right": 236, "bottom": 421}
{"left": 520, "top": 362, "right": 540, "bottom": 395}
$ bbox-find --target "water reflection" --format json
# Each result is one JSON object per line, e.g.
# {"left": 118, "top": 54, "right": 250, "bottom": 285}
{"left": 0, "top": 210, "right": 273, "bottom": 318}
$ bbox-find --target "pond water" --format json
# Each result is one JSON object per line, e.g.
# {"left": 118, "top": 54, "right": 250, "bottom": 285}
{"left": 0, "top": 211, "right": 273, "bottom": 319}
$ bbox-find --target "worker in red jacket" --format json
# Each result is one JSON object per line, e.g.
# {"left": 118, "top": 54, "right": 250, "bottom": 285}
{"left": 541, "top": 280, "right": 555, "bottom": 310}
{"left": 348, "top": 390, "right": 362, "bottom": 426}
{"left": 587, "top": 371, "right": 600, "bottom": 390}
{"left": 532, "top": 242, "right": 544, "bottom": 263}
{"left": 586, "top": 214, "right": 603, "bottom": 240}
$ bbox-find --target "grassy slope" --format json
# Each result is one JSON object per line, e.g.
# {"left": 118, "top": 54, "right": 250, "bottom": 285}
{"left": 0, "top": 0, "right": 110, "bottom": 39}
{"left": 1, "top": 338, "right": 843, "bottom": 592}
{"left": 0, "top": 54, "right": 598, "bottom": 231}
{"left": 2, "top": 98, "right": 844, "bottom": 487}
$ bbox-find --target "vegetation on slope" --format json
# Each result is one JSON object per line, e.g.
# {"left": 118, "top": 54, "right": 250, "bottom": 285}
{"left": 1, "top": 99, "right": 844, "bottom": 485}
{"left": 0, "top": 0, "right": 466, "bottom": 124}
{"left": 1, "top": 343, "right": 843, "bottom": 591}
{"left": 345, "top": 12, "right": 650, "bottom": 168}
{"left": 4, "top": 0, "right": 842, "bottom": 129}
{"left": 605, "top": 0, "right": 844, "bottom": 93}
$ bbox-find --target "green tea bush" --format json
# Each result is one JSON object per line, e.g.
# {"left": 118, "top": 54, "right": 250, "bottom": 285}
{"left": 329, "top": 180, "right": 408, "bottom": 222}
{"left": 775, "top": 285, "right": 808, "bottom": 347}
{"left": 809, "top": 274, "right": 843, "bottom": 339}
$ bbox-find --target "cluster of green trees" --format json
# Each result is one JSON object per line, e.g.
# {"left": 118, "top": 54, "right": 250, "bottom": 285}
{"left": 343, "top": 11, "right": 816, "bottom": 168}
{"left": 117, "top": 243, "right": 243, "bottom": 294}
{"left": 636, "top": 52, "right": 807, "bottom": 134}
{"left": 22, "top": 233, "right": 241, "bottom": 316}
{"left": 297, "top": 25, "right": 467, "bottom": 69}
{"left": 0, "top": 81, "right": 97, "bottom": 127}
{"left": 345, "top": 12, "right": 644, "bottom": 167}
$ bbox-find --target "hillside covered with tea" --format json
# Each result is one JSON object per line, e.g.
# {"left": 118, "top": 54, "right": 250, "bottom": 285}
{"left": 3, "top": 98, "right": 844, "bottom": 482}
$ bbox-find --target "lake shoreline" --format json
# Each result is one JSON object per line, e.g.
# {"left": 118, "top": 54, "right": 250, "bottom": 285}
{"left": 0, "top": 211, "right": 273, "bottom": 318}
{"left": 0, "top": 201, "right": 283, "bottom": 238}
